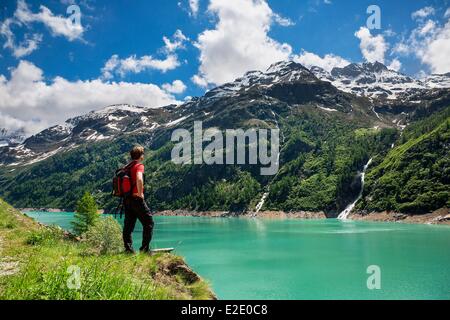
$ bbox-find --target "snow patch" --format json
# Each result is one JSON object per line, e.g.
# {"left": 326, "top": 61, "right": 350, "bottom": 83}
{"left": 165, "top": 115, "right": 191, "bottom": 127}
{"left": 318, "top": 106, "right": 338, "bottom": 112}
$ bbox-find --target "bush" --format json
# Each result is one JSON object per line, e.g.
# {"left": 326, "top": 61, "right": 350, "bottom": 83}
{"left": 84, "top": 216, "right": 123, "bottom": 255}
{"left": 26, "top": 226, "right": 65, "bottom": 246}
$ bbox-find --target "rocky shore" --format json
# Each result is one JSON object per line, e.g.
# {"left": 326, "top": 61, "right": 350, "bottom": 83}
{"left": 20, "top": 208, "right": 70, "bottom": 213}
{"left": 20, "top": 208, "right": 105, "bottom": 214}
{"left": 155, "top": 208, "right": 450, "bottom": 225}
{"left": 349, "top": 208, "right": 450, "bottom": 226}
{"left": 21, "top": 207, "right": 450, "bottom": 225}
{"left": 154, "top": 210, "right": 327, "bottom": 220}
{"left": 246, "top": 211, "right": 328, "bottom": 220}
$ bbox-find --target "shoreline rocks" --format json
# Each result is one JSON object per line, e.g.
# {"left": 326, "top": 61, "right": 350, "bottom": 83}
{"left": 21, "top": 207, "right": 450, "bottom": 226}
{"left": 20, "top": 208, "right": 104, "bottom": 214}
{"left": 153, "top": 210, "right": 327, "bottom": 220}
{"left": 154, "top": 209, "right": 450, "bottom": 225}
{"left": 20, "top": 208, "right": 70, "bottom": 213}
{"left": 349, "top": 208, "right": 450, "bottom": 225}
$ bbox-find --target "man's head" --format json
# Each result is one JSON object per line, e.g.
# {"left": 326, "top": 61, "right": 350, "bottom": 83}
{"left": 130, "top": 145, "right": 145, "bottom": 161}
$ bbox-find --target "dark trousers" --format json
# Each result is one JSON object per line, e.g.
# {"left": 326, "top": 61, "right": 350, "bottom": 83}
{"left": 123, "top": 197, "right": 154, "bottom": 252}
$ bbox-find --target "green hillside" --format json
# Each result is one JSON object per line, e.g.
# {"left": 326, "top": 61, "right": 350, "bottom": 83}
{"left": 359, "top": 106, "right": 450, "bottom": 214}
{"left": 0, "top": 105, "right": 396, "bottom": 215}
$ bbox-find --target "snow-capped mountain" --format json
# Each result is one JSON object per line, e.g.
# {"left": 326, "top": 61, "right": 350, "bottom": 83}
{"left": 0, "top": 62, "right": 366, "bottom": 167}
{"left": 0, "top": 104, "right": 192, "bottom": 166}
{"left": 1, "top": 60, "right": 449, "bottom": 167}
{"left": 310, "top": 62, "right": 450, "bottom": 100}
{"left": 204, "top": 60, "right": 450, "bottom": 101}
{"left": 205, "top": 61, "right": 318, "bottom": 99}
{"left": 423, "top": 73, "right": 450, "bottom": 89}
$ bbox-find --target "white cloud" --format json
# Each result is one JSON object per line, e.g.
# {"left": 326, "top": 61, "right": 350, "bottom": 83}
{"left": 11, "top": 33, "right": 42, "bottom": 58}
{"left": 191, "top": 74, "right": 209, "bottom": 88}
{"left": 393, "top": 12, "right": 450, "bottom": 74}
{"left": 102, "top": 54, "right": 180, "bottom": 79}
{"left": 412, "top": 6, "right": 435, "bottom": 20}
{"left": 14, "top": 0, "right": 84, "bottom": 41}
{"left": 0, "top": 111, "right": 41, "bottom": 136}
{"left": 101, "top": 30, "right": 187, "bottom": 79}
{"left": 0, "top": 17, "right": 42, "bottom": 58}
{"left": 162, "top": 80, "right": 187, "bottom": 94}
{"left": 163, "top": 29, "right": 188, "bottom": 52}
{"left": 293, "top": 50, "right": 350, "bottom": 72}
{"left": 0, "top": 60, "right": 179, "bottom": 136}
{"left": 189, "top": 0, "right": 200, "bottom": 17}
{"left": 420, "top": 21, "right": 450, "bottom": 73}
{"left": 388, "top": 58, "right": 402, "bottom": 72}
{"left": 445, "top": 8, "right": 450, "bottom": 18}
{"left": 419, "top": 20, "right": 437, "bottom": 35}
{"left": 354, "top": 27, "right": 388, "bottom": 63}
{"left": 273, "top": 13, "right": 295, "bottom": 27}
{"left": 192, "top": 0, "right": 292, "bottom": 87}
{"left": 392, "top": 42, "right": 410, "bottom": 55}
{"left": 0, "top": 0, "right": 84, "bottom": 58}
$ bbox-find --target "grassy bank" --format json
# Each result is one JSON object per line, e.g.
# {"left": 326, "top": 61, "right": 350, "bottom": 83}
{"left": 0, "top": 199, "right": 215, "bottom": 300}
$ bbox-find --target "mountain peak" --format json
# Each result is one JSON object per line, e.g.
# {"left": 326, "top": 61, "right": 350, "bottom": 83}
{"left": 315, "top": 61, "right": 431, "bottom": 99}
{"left": 330, "top": 61, "right": 389, "bottom": 78}
{"left": 362, "top": 61, "right": 388, "bottom": 72}
{"left": 266, "top": 60, "right": 309, "bottom": 74}
{"left": 205, "top": 60, "right": 316, "bottom": 99}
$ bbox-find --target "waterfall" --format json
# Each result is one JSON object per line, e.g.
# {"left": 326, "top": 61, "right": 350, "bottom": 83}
{"left": 255, "top": 192, "right": 269, "bottom": 214}
{"left": 337, "top": 158, "right": 373, "bottom": 220}
{"left": 252, "top": 111, "right": 283, "bottom": 216}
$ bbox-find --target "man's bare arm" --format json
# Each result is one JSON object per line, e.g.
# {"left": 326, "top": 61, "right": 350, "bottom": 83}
{"left": 136, "top": 172, "right": 144, "bottom": 198}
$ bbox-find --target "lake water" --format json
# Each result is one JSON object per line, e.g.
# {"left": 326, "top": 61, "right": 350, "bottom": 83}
{"left": 25, "top": 212, "right": 450, "bottom": 300}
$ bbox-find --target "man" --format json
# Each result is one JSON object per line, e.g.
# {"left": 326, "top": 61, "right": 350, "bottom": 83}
{"left": 123, "top": 145, "right": 154, "bottom": 254}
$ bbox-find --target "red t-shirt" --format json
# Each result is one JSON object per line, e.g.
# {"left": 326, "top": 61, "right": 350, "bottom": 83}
{"left": 130, "top": 162, "right": 144, "bottom": 194}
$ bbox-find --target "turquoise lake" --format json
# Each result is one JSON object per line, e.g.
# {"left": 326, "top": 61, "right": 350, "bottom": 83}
{"left": 25, "top": 212, "right": 450, "bottom": 300}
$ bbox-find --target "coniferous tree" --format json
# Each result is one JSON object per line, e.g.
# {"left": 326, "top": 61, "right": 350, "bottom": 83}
{"left": 72, "top": 192, "right": 99, "bottom": 235}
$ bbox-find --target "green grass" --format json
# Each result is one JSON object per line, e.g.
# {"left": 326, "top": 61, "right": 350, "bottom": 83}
{"left": 0, "top": 199, "right": 215, "bottom": 300}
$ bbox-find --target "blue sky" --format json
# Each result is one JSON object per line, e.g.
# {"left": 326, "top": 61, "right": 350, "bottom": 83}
{"left": 0, "top": 0, "right": 449, "bottom": 135}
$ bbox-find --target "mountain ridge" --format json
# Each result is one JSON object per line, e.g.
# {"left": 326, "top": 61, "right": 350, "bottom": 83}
{"left": 0, "top": 60, "right": 448, "bottom": 217}
{"left": 1, "top": 60, "right": 388, "bottom": 167}
{"left": 310, "top": 61, "right": 450, "bottom": 100}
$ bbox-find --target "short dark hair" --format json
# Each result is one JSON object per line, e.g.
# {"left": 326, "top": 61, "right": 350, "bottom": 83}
{"left": 130, "top": 145, "right": 144, "bottom": 160}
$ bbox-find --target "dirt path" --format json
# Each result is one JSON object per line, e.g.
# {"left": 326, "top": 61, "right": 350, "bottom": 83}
{"left": 0, "top": 235, "right": 20, "bottom": 277}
